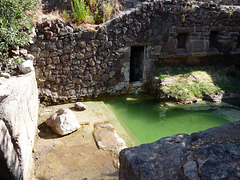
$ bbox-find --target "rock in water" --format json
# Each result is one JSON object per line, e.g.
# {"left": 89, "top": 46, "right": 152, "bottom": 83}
{"left": 75, "top": 102, "right": 86, "bottom": 111}
{"left": 46, "top": 108, "right": 80, "bottom": 135}
{"left": 19, "top": 60, "right": 34, "bottom": 74}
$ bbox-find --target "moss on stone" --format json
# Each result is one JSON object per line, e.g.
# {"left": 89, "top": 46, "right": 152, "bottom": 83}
{"left": 157, "top": 65, "right": 240, "bottom": 101}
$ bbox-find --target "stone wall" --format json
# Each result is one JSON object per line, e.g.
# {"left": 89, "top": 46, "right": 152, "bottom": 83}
{"left": 39, "top": 0, "right": 122, "bottom": 12}
{"left": 0, "top": 72, "right": 38, "bottom": 180}
{"left": 39, "top": 0, "right": 240, "bottom": 12}
{"left": 28, "top": 0, "right": 240, "bottom": 103}
{"left": 197, "top": 0, "right": 239, "bottom": 5}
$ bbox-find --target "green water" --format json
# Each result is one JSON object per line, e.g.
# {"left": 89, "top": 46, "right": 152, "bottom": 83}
{"left": 103, "top": 94, "right": 240, "bottom": 145}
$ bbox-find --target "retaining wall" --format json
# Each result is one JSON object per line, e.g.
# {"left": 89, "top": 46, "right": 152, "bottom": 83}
{"left": 39, "top": 0, "right": 240, "bottom": 12}
{"left": 28, "top": 0, "right": 240, "bottom": 103}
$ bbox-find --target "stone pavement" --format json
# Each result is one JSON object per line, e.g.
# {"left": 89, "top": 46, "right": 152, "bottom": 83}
{"left": 32, "top": 101, "right": 133, "bottom": 180}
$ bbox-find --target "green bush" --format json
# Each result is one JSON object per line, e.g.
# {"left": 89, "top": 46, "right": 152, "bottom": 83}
{"left": 0, "top": 0, "right": 35, "bottom": 60}
{"left": 71, "top": 0, "right": 92, "bottom": 23}
{"left": 69, "top": 0, "right": 117, "bottom": 24}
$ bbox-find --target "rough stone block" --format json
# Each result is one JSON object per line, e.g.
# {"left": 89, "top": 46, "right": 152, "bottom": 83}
{"left": 119, "top": 121, "right": 240, "bottom": 180}
{"left": 40, "top": 51, "right": 50, "bottom": 58}
{"left": 46, "top": 108, "right": 80, "bottom": 135}
{"left": 176, "top": 27, "right": 194, "bottom": 33}
{"left": 166, "top": 38, "right": 177, "bottom": 54}
{"left": 0, "top": 72, "right": 38, "bottom": 180}
{"left": 188, "top": 40, "right": 205, "bottom": 53}
{"left": 217, "top": 40, "right": 233, "bottom": 52}
{"left": 93, "top": 123, "right": 126, "bottom": 156}
{"left": 151, "top": 45, "right": 162, "bottom": 55}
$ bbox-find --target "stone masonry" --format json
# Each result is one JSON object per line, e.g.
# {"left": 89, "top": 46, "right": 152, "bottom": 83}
{"left": 39, "top": 0, "right": 240, "bottom": 12}
{"left": 28, "top": 0, "right": 240, "bottom": 104}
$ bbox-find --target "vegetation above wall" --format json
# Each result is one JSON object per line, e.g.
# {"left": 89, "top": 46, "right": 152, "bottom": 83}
{"left": 156, "top": 65, "right": 240, "bottom": 102}
{"left": 0, "top": 0, "right": 35, "bottom": 71}
{"left": 64, "top": 0, "right": 120, "bottom": 24}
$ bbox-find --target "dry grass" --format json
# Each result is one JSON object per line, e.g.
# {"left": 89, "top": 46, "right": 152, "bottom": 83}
{"left": 103, "top": 0, "right": 120, "bottom": 22}
{"left": 30, "top": 4, "right": 100, "bottom": 31}
{"left": 72, "top": 23, "right": 101, "bottom": 32}
{"left": 31, "top": 5, "right": 66, "bottom": 25}
{"left": 32, "top": 6, "right": 102, "bottom": 31}
{"left": 102, "top": 2, "right": 114, "bottom": 22}
{"left": 30, "top": 0, "right": 121, "bottom": 27}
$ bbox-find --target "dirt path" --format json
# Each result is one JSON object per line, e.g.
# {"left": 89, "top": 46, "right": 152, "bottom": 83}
{"left": 32, "top": 102, "right": 122, "bottom": 180}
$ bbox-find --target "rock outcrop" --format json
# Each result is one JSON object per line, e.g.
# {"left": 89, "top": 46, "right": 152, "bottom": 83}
{"left": 0, "top": 71, "right": 38, "bottom": 180}
{"left": 119, "top": 121, "right": 240, "bottom": 180}
{"left": 46, "top": 108, "right": 80, "bottom": 135}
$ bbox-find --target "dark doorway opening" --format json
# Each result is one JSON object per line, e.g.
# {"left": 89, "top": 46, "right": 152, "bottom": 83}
{"left": 177, "top": 33, "right": 188, "bottom": 49}
{"left": 209, "top": 31, "right": 219, "bottom": 48}
{"left": 237, "top": 33, "right": 240, "bottom": 48}
{"left": 130, "top": 46, "right": 144, "bottom": 82}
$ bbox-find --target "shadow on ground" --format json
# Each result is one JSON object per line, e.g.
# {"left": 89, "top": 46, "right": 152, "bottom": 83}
{"left": 38, "top": 121, "right": 61, "bottom": 139}
{"left": 101, "top": 171, "right": 119, "bottom": 179}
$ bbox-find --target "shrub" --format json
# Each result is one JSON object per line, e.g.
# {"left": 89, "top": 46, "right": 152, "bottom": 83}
{"left": 86, "top": 0, "right": 102, "bottom": 24}
{"left": 87, "top": 0, "right": 98, "bottom": 10}
{"left": 102, "top": 2, "right": 114, "bottom": 22}
{"left": 68, "top": 0, "right": 119, "bottom": 24}
{"left": 0, "top": 0, "right": 35, "bottom": 61}
{"left": 71, "top": 0, "right": 92, "bottom": 23}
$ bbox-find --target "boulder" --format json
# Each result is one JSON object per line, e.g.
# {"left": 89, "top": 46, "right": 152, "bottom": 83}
{"left": 19, "top": 60, "right": 34, "bottom": 74}
{"left": 75, "top": 102, "right": 86, "bottom": 111}
{"left": 46, "top": 108, "right": 80, "bottom": 136}
{"left": 0, "top": 71, "right": 38, "bottom": 180}
{"left": 119, "top": 121, "right": 240, "bottom": 180}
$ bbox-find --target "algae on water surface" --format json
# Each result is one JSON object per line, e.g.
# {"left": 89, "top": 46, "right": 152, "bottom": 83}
{"left": 104, "top": 94, "right": 240, "bottom": 145}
